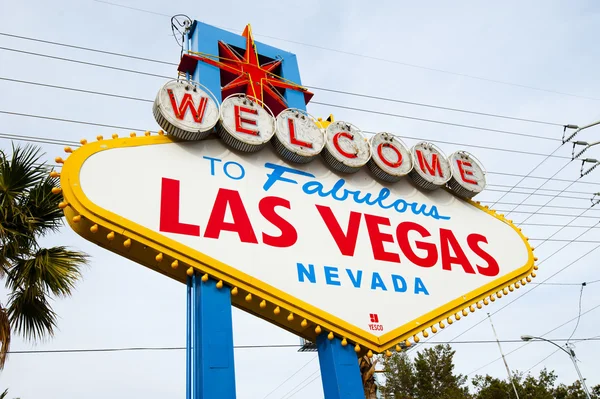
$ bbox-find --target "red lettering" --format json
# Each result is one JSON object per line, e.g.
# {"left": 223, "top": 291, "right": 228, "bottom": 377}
{"left": 440, "top": 229, "right": 475, "bottom": 274}
{"left": 377, "top": 143, "right": 402, "bottom": 168}
{"left": 234, "top": 105, "right": 259, "bottom": 135}
{"left": 287, "top": 118, "right": 313, "bottom": 148}
{"left": 259, "top": 196, "right": 297, "bottom": 248}
{"left": 467, "top": 234, "right": 499, "bottom": 276}
{"left": 159, "top": 178, "right": 200, "bottom": 236}
{"left": 364, "top": 214, "right": 400, "bottom": 263}
{"left": 457, "top": 160, "right": 477, "bottom": 185}
{"left": 332, "top": 132, "right": 357, "bottom": 159}
{"left": 167, "top": 89, "right": 208, "bottom": 123}
{"left": 416, "top": 150, "right": 443, "bottom": 177}
{"left": 396, "top": 222, "right": 438, "bottom": 267}
{"left": 316, "top": 205, "right": 361, "bottom": 256}
{"left": 204, "top": 189, "right": 258, "bottom": 243}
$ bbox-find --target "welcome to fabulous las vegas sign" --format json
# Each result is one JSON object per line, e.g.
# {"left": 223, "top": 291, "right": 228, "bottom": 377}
{"left": 55, "top": 23, "right": 535, "bottom": 354}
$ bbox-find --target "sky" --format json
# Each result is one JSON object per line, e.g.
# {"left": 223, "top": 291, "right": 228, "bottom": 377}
{"left": 1, "top": 0, "right": 600, "bottom": 398}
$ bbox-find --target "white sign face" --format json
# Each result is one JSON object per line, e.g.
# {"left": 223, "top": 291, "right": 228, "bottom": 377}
{"left": 70, "top": 138, "right": 532, "bottom": 347}
{"left": 218, "top": 94, "right": 276, "bottom": 152}
{"left": 153, "top": 80, "right": 220, "bottom": 141}
{"left": 274, "top": 109, "right": 325, "bottom": 163}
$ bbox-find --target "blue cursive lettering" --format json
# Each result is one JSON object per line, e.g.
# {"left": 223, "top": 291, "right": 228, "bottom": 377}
{"left": 263, "top": 163, "right": 450, "bottom": 221}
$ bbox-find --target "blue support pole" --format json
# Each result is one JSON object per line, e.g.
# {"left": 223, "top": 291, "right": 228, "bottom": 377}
{"left": 189, "top": 275, "right": 236, "bottom": 399}
{"left": 317, "top": 335, "right": 365, "bottom": 399}
{"left": 186, "top": 277, "right": 192, "bottom": 399}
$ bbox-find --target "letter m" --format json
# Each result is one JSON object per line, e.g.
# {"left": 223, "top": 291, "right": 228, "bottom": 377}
{"left": 167, "top": 89, "right": 208, "bottom": 123}
{"left": 416, "top": 150, "right": 443, "bottom": 177}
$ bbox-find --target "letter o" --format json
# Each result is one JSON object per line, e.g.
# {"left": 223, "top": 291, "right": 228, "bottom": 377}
{"left": 367, "top": 132, "right": 413, "bottom": 182}
{"left": 223, "top": 161, "right": 245, "bottom": 180}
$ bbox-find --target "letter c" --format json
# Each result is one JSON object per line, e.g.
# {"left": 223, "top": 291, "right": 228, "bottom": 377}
{"left": 332, "top": 132, "right": 358, "bottom": 159}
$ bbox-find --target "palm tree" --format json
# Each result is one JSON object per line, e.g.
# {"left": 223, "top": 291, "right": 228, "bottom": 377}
{"left": 0, "top": 144, "right": 88, "bottom": 369}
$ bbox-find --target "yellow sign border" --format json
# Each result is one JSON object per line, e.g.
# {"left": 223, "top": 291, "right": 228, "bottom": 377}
{"left": 58, "top": 134, "right": 536, "bottom": 353}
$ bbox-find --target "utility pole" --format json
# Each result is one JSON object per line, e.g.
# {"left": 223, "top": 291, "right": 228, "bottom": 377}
{"left": 488, "top": 314, "right": 520, "bottom": 399}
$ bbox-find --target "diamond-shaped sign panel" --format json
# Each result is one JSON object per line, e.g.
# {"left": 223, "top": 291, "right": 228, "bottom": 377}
{"left": 59, "top": 136, "right": 534, "bottom": 353}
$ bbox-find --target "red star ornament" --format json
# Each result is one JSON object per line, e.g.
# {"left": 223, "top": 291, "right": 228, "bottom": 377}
{"left": 179, "top": 25, "right": 313, "bottom": 116}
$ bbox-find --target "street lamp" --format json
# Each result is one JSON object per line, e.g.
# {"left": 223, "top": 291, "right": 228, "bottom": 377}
{"left": 520, "top": 335, "right": 591, "bottom": 399}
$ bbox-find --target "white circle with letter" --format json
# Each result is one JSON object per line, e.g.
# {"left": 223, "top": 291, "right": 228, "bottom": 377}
{"left": 409, "top": 142, "right": 452, "bottom": 190}
{"left": 218, "top": 94, "right": 276, "bottom": 153}
{"left": 448, "top": 151, "right": 486, "bottom": 198}
{"left": 274, "top": 108, "right": 325, "bottom": 163}
{"left": 322, "top": 121, "right": 371, "bottom": 173}
{"left": 368, "top": 132, "right": 413, "bottom": 182}
{"left": 153, "top": 80, "right": 220, "bottom": 141}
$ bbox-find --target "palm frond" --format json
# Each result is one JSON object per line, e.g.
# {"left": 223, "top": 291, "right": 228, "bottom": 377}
{"left": 0, "top": 304, "right": 10, "bottom": 370}
{"left": 6, "top": 247, "right": 87, "bottom": 297}
{"left": 22, "top": 176, "right": 64, "bottom": 236}
{"left": 0, "top": 389, "right": 8, "bottom": 399}
{"left": 7, "top": 286, "right": 57, "bottom": 341}
{"left": 0, "top": 145, "right": 46, "bottom": 203}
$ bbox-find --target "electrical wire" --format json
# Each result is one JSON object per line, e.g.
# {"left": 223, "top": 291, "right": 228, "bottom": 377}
{"left": 0, "top": 34, "right": 568, "bottom": 127}
{"left": 488, "top": 183, "right": 593, "bottom": 197}
{"left": 0, "top": 126, "right": 594, "bottom": 199}
{"left": 435, "top": 226, "right": 600, "bottom": 346}
{"left": 466, "top": 301, "right": 600, "bottom": 376}
{"left": 0, "top": 72, "right": 568, "bottom": 147}
{"left": 307, "top": 86, "right": 563, "bottom": 127}
{"left": 312, "top": 102, "right": 561, "bottom": 142}
{"left": 279, "top": 370, "right": 320, "bottom": 399}
{"left": 524, "top": 348, "right": 561, "bottom": 374}
{"left": 566, "top": 283, "right": 586, "bottom": 344}
{"left": 262, "top": 356, "right": 317, "bottom": 399}
{"left": 9, "top": 337, "right": 600, "bottom": 355}
{"left": 88, "top": 1, "right": 600, "bottom": 102}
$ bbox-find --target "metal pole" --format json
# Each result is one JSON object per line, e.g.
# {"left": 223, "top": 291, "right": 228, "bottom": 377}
{"left": 523, "top": 336, "right": 591, "bottom": 399}
{"left": 566, "top": 344, "right": 592, "bottom": 399}
{"left": 487, "top": 314, "right": 520, "bottom": 399}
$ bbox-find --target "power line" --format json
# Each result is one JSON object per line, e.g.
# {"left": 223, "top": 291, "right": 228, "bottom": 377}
{"left": 486, "top": 171, "right": 597, "bottom": 187}
{"left": 486, "top": 188, "right": 590, "bottom": 201}
{"left": 0, "top": 107, "right": 572, "bottom": 161}
{"left": 9, "top": 337, "right": 600, "bottom": 355}
{"left": 262, "top": 356, "right": 317, "bottom": 399}
{"left": 278, "top": 369, "right": 320, "bottom": 399}
{"left": 0, "top": 32, "right": 176, "bottom": 67}
{"left": 567, "top": 283, "right": 586, "bottom": 344}
{"left": 520, "top": 222, "right": 600, "bottom": 229}
{"left": 0, "top": 46, "right": 172, "bottom": 80}
{"left": 88, "top": 1, "right": 600, "bottom": 103}
{"left": 487, "top": 201, "right": 600, "bottom": 212}
{"left": 495, "top": 210, "right": 598, "bottom": 219}
{"left": 313, "top": 103, "right": 561, "bottom": 143}
{"left": 524, "top": 348, "right": 561, "bottom": 374}
{"left": 466, "top": 301, "right": 600, "bottom": 376}
{"left": 283, "top": 373, "right": 321, "bottom": 399}
{"left": 0, "top": 126, "right": 592, "bottom": 197}
{"left": 8, "top": 344, "right": 302, "bottom": 354}
{"left": 488, "top": 183, "right": 593, "bottom": 197}
{"left": 307, "top": 86, "right": 563, "bottom": 127}
{"left": 0, "top": 72, "right": 568, "bottom": 148}
{"left": 454, "top": 240, "right": 600, "bottom": 353}
{"left": 0, "top": 34, "right": 567, "bottom": 127}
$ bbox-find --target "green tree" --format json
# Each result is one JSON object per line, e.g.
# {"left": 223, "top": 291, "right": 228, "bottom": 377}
{"left": 472, "top": 368, "right": 600, "bottom": 399}
{"left": 0, "top": 145, "right": 87, "bottom": 369}
{"left": 381, "top": 344, "right": 470, "bottom": 399}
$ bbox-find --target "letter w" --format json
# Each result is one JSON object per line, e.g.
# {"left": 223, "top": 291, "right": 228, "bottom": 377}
{"left": 167, "top": 89, "right": 208, "bottom": 123}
